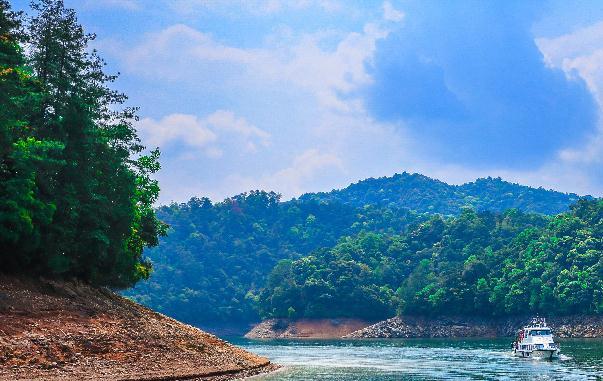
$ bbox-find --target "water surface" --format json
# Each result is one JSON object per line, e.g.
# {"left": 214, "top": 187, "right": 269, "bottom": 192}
{"left": 234, "top": 338, "right": 603, "bottom": 380}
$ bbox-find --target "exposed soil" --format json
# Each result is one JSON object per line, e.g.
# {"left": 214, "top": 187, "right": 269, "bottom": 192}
{"left": 245, "top": 318, "right": 373, "bottom": 339}
{"left": 0, "top": 275, "right": 276, "bottom": 380}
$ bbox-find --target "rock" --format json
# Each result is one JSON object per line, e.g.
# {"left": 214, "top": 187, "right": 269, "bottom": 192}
{"left": 345, "top": 315, "right": 603, "bottom": 339}
{"left": 245, "top": 318, "right": 373, "bottom": 339}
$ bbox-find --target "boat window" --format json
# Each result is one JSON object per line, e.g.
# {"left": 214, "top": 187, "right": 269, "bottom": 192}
{"left": 529, "top": 329, "right": 551, "bottom": 336}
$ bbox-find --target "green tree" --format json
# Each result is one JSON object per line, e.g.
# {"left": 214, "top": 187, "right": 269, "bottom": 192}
{"left": 0, "top": 0, "right": 62, "bottom": 271}
{"left": 0, "top": 0, "right": 165, "bottom": 288}
{"left": 24, "top": 0, "right": 166, "bottom": 287}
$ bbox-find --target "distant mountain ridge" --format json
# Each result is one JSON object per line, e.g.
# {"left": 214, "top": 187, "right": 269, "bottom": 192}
{"left": 299, "top": 172, "right": 586, "bottom": 215}
{"left": 127, "top": 172, "right": 594, "bottom": 326}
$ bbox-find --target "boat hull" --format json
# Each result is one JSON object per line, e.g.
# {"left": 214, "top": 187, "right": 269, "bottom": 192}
{"left": 514, "top": 349, "right": 559, "bottom": 360}
{"left": 532, "top": 349, "right": 559, "bottom": 360}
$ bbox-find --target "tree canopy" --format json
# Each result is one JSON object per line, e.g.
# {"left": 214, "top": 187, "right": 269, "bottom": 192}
{"left": 126, "top": 191, "right": 427, "bottom": 324}
{"left": 0, "top": 0, "right": 165, "bottom": 288}
{"left": 127, "top": 176, "right": 598, "bottom": 326}
{"left": 301, "top": 173, "right": 584, "bottom": 215}
{"left": 260, "top": 200, "right": 603, "bottom": 320}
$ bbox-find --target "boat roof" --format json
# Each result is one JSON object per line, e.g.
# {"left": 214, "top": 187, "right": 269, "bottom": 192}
{"left": 523, "top": 317, "right": 551, "bottom": 329}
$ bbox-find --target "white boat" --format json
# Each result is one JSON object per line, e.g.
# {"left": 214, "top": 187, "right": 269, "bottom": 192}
{"left": 512, "top": 317, "right": 560, "bottom": 359}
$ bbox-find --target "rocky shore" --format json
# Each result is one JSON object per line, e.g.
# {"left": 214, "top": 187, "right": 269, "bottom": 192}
{"left": 0, "top": 275, "right": 277, "bottom": 380}
{"left": 245, "top": 318, "right": 372, "bottom": 339}
{"left": 345, "top": 315, "right": 603, "bottom": 339}
{"left": 245, "top": 315, "right": 603, "bottom": 340}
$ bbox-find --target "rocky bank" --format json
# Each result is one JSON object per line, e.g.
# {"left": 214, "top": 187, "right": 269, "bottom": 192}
{"left": 245, "top": 318, "right": 372, "bottom": 339}
{"left": 246, "top": 315, "right": 603, "bottom": 340}
{"left": 345, "top": 315, "right": 603, "bottom": 339}
{"left": 0, "top": 275, "right": 277, "bottom": 381}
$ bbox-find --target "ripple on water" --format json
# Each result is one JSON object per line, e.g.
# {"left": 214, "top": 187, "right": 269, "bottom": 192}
{"left": 238, "top": 338, "right": 603, "bottom": 381}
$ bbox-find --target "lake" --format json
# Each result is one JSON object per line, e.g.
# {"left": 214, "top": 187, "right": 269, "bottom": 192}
{"left": 234, "top": 338, "right": 603, "bottom": 380}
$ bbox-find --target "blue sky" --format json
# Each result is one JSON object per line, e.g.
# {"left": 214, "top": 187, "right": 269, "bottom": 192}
{"left": 11, "top": 0, "right": 603, "bottom": 203}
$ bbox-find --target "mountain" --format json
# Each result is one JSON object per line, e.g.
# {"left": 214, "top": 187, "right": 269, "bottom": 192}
{"left": 126, "top": 173, "right": 592, "bottom": 327}
{"left": 125, "top": 192, "right": 426, "bottom": 327}
{"left": 300, "top": 173, "right": 584, "bottom": 215}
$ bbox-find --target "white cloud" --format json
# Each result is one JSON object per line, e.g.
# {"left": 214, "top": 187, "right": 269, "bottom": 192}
{"left": 270, "top": 23, "right": 387, "bottom": 112}
{"left": 223, "top": 148, "right": 345, "bottom": 199}
{"left": 138, "top": 113, "right": 217, "bottom": 148}
{"left": 205, "top": 110, "right": 270, "bottom": 145}
{"left": 120, "top": 19, "right": 390, "bottom": 115}
{"left": 121, "top": 24, "right": 262, "bottom": 81}
{"left": 537, "top": 23, "right": 603, "bottom": 165}
{"left": 116, "top": 6, "right": 417, "bottom": 203}
{"left": 205, "top": 146, "right": 224, "bottom": 159}
{"left": 271, "top": 149, "right": 344, "bottom": 188}
{"left": 383, "top": 1, "right": 404, "bottom": 22}
{"left": 137, "top": 111, "right": 270, "bottom": 158}
{"left": 537, "top": 22, "right": 603, "bottom": 104}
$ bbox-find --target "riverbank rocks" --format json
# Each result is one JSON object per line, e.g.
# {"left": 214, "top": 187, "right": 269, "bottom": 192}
{"left": 0, "top": 275, "right": 276, "bottom": 380}
{"left": 245, "top": 318, "right": 373, "bottom": 339}
{"left": 345, "top": 315, "right": 603, "bottom": 339}
{"left": 246, "top": 315, "right": 603, "bottom": 339}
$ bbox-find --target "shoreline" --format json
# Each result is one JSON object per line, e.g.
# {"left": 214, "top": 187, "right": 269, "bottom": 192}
{"left": 244, "top": 318, "right": 374, "bottom": 339}
{"left": 346, "top": 315, "right": 603, "bottom": 339}
{"left": 243, "top": 365, "right": 289, "bottom": 381}
{"left": 245, "top": 315, "right": 603, "bottom": 340}
{"left": 173, "top": 363, "right": 281, "bottom": 380}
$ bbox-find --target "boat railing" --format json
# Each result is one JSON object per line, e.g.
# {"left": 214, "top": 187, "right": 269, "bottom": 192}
{"left": 528, "top": 316, "right": 547, "bottom": 328}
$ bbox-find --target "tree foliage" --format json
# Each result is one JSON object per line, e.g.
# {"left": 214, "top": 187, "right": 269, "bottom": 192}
{"left": 301, "top": 173, "right": 584, "bottom": 215}
{"left": 0, "top": 0, "right": 165, "bottom": 288}
{"left": 126, "top": 191, "right": 426, "bottom": 324}
{"left": 261, "top": 200, "right": 603, "bottom": 319}
{"left": 128, "top": 176, "right": 596, "bottom": 325}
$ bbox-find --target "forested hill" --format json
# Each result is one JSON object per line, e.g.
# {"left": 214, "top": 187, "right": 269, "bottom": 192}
{"left": 126, "top": 193, "right": 427, "bottom": 325}
{"left": 300, "top": 173, "right": 584, "bottom": 215}
{"left": 259, "top": 199, "right": 603, "bottom": 320}
{"left": 126, "top": 174, "right": 594, "bottom": 326}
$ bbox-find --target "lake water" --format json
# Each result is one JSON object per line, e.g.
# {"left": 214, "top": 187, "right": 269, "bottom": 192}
{"left": 234, "top": 338, "right": 603, "bottom": 380}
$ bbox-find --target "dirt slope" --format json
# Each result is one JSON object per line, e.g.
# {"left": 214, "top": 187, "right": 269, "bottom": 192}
{"left": 0, "top": 275, "right": 276, "bottom": 380}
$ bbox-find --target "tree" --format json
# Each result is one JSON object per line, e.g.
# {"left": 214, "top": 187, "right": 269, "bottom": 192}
{"left": 23, "top": 0, "right": 166, "bottom": 287}
{"left": 0, "top": 0, "right": 165, "bottom": 288}
{"left": 0, "top": 0, "right": 62, "bottom": 271}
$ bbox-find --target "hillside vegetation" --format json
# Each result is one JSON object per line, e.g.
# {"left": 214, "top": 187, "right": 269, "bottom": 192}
{"left": 259, "top": 200, "right": 603, "bottom": 320}
{"left": 127, "top": 191, "right": 427, "bottom": 324}
{"left": 127, "top": 175, "right": 594, "bottom": 325}
{"left": 301, "top": 173, "right": 583, "bottom": 215}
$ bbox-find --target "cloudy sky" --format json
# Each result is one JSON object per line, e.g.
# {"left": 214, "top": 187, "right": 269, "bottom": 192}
{"left": 12, "top": 0, "right": 603, "bottom": 203}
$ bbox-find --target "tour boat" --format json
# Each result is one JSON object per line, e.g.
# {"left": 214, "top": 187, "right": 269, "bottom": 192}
{"left": 512, "top": 317, "right": 560, "bottom": 359}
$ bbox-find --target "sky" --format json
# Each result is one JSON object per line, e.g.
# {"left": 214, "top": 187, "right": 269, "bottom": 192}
{"left": 11, "top": 0, "right": 603, "bottom": 204}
